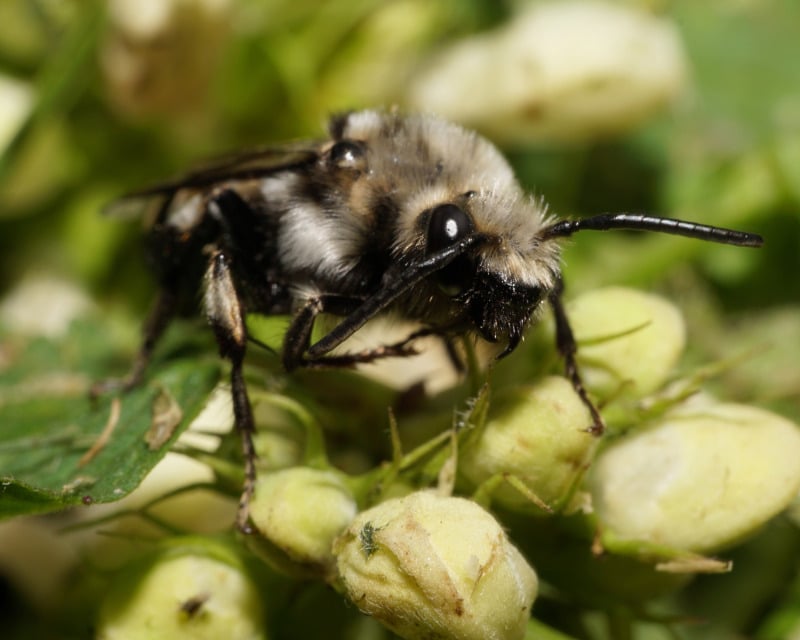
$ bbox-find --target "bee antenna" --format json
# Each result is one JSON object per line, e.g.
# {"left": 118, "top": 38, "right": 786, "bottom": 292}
{"left": 541, "top": 212, "right": 763, "bottom": 248}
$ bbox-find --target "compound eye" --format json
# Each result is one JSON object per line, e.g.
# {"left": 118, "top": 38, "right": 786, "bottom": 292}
{"left": 427, "top": 204, "right": 473, "bottom": 252}
{"left": 329, "top": 140, "right": 366, "bottom": 172}
{"left": 426, "top": 204, "right": 476, "bottom": 296}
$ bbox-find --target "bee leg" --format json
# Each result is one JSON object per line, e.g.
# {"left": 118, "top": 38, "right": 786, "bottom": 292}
{"left": 202, "top": 247, "right": 257, "bottom": 533}
{"left": 283, "top": 296, "right": 427, "bottom": 370}
{"left": 90, "top": 287, "right": 177, "bottom": 398}
{"left": 338, "top": 327, "right": 461, "bottom": 369}
{"left": 282, "top": 294, "right": 368, "bottom": 370}
{"left": 282, "top": 296, "right": 324, "bottom": 370}
{"left": 548, "top": 279, "right": 605, "bottom": 436}
{"left": 320, "top": 338, "right": 421, "bottom": 366}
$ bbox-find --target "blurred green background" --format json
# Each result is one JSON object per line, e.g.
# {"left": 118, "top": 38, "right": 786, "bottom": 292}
{"left": 0, "top": 1, "right": 799, "bottom": 638}
{"left": 0, "top": 0, "right": 797, "bottom": 421}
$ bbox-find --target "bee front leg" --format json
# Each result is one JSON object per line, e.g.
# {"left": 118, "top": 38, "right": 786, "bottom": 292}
{"left": 283, "top": 294, "right": 369, "bottom": 370}
{"left": 286, "top": 236, "right": 490, "bottom": 371}
{"left": 283, "top": 295, "right": 422, "bottom": 370}
{"left": 203, "top": 247, "right": 257, "bottom": 533}
{"left": 548, "top": 278, "right": 605, "bottom": 436}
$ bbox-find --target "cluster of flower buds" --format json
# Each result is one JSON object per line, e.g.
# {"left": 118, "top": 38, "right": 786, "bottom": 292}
{"left": 91, "top": 287, "right": 800, "bottom": 639}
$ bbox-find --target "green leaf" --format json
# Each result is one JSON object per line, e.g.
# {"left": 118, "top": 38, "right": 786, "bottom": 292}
{"left": 0, "top": 318, "right": 220, "bottom": 519}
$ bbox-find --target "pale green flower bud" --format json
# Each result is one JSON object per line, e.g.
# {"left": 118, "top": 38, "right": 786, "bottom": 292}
{"left": 96, "top": 541, "right": 265, "bottom": 640}
{"left": 460, "top": 376, "right": 597, "bottom": 513}
{"left": 566, "top": 287, "right": 686, "bottom": 398}
{"left": 248, "top": 467, "right": 357, "bottom": 576}
{"left": 333, "top": 491, "right": 537, "bottom": 640}
{"left": 408, "top": 1, "right": 686, "bottom": 144}
{"left": 0, "top": 274, "right": 92, "bottom": 338}
{"left": 589, "top": 402, "right": 800, "bottom": 553}
{"left": 0, "top": 74, "right": 32, "bottom": 154}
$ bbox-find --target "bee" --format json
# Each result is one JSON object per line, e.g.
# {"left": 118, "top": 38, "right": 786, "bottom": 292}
{"left": 99, "top": 110, "right": 763, "bottom": 531}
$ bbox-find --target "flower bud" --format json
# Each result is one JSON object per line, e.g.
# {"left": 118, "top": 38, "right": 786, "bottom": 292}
{"left": 0, "top": 74, "right": 33, "bottom": 154}
{"left": 566, "top": 287, "right": 686, "bottom": 398}
{"left": 459, "top": 376, "right": 597, "bottom": 513}
{"left": 408, "top": 1, "right": 687, "bottom": 144}
{"left": 0, "top": 274, "right": 92, "bottom": 338}
{"left": 589, "top": 402, "right": 800, "bottom": 553}
{"left": 96, "top": 540, "right": 265, "bottom": 640}
{"left": 248, "top": 467, "right": 357, "bottom": 576}
{"left": 333, "top": 491, "right": 537, "bottom": 640}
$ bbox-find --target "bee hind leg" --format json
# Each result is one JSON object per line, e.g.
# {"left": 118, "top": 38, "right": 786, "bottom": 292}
{"left": 90, "top": 287, "right": 178, "bottom": 398}
{"left": 203, "top": 246, "right": 258, "bottom": 533}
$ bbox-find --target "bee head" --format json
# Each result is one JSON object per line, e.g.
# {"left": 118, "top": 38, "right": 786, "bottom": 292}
{"left": 327, "top": 110, "right": 563, "bottom": 356}
{"left": 419, "top": 194, "right": 560, "bottom": 357}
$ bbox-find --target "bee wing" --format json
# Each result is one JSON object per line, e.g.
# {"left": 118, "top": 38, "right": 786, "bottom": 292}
{"left": 102, "top": 143, "right": 322, "bottom": 219}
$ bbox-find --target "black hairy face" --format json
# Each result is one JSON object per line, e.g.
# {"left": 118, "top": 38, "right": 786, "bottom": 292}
{"left": 459, "top": 272, "right": 544, "bottom": 356}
